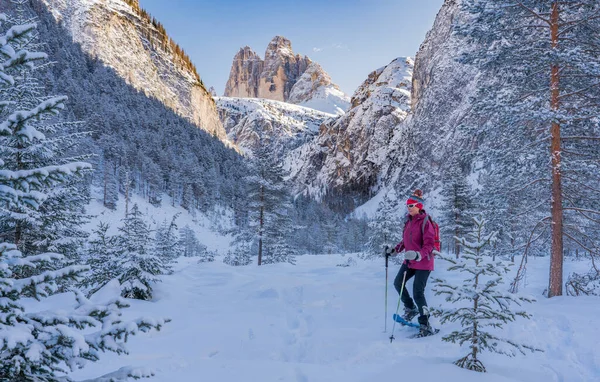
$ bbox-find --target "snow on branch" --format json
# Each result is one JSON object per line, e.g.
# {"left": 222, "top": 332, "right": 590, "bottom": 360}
{"left": 0, "top": 96, "right": 67, "bottom": 137}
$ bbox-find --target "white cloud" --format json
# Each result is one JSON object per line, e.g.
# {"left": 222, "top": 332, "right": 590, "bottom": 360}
{"left": 312, "top": 44, "right": 350, "bottom": 53}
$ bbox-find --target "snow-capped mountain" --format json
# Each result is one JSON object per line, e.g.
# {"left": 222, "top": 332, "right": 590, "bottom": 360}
{"left": 41, "top": 0, "right": 227, "bottom": 141}
{"left": 224, "top": 36, "right": 350, "bottom": 115}
{"left": 288, "top": 57, "right": 413, "bottom": 204}
{"left": 216, "top": 96, "right": 335, "bottom": 159}
{"left": 288, "top": 62, "right": 350, "bottom": 115}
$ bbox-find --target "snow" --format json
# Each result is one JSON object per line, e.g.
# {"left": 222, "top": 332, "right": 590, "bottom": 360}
{"left": 295, "top": 86, "right": 350, "bottom": 116}
{"left": 84, "top": 189, "right": 233, "bottom": 255}
{"left": 38, "top": 246, "right": 598, "bottom": 381}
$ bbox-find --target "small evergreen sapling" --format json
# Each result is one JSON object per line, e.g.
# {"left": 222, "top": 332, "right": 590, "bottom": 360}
{"left": 432, "top": 217, "right": 541, "bottom": 373}
{"left": 118, "top": 203, "right": 169, "bottom": 300}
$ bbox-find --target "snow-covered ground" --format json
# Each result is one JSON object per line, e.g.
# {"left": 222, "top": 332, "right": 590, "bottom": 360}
{"left": 55, "top": 249, "right": 598, "bottom": 381}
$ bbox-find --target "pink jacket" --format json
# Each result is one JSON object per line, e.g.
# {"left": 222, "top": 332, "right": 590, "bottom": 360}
{"left": 395, "top": 211, "right": 435, "bottom": 271}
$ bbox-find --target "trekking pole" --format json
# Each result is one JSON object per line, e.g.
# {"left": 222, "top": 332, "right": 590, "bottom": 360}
{"left": 384, "top": 246, "right": 389, "bottom": 333}
{"left": 389, "top": 269, "right": 407, "bottom": 343}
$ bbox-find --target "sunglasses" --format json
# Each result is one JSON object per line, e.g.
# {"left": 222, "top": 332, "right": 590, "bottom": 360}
{"left": 407, "top": 204, "right": 418, "bottom": 208}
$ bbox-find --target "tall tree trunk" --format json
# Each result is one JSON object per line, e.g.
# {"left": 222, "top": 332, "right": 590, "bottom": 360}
{"left": 103, "top": 162, "right": 109, "bottom": 208}
{"left": 548, "top": 1, "right": 564, "bottom": 297}
{"left": 258, "top": 185, "right": 264, "bottom": 266}
{"left": 455, "top": 211, "right": 460, "bottom": 259}
{"left": 125, "top": 170, "right": 130, "bottom": 217}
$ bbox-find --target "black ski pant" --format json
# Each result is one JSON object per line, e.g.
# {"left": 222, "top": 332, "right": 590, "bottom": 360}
{"left": 394, "top": 262, "right": 431, "bottom": 325}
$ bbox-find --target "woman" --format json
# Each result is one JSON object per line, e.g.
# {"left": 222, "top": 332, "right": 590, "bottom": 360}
{"left": 393, "top": 189, "right": 436, "bottom": 337}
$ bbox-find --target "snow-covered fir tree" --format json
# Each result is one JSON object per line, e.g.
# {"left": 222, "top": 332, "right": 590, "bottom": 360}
{"left": 440, "top": 158, "right": 475, "bottom": 258}
{"left": 244, "top": 140, "right": 297, "bottom": 265}
{"left": 366, "top": 194, "right": 402, "bottom": 259}
{"left": 80, "top": 222, "right": 124, "bottom": 297}
{"left": 0, "top": 9, "right": 167, "bottom": 380}
{"left": 154, "top": 213, "right": 181, "bottom": 268}
{"left": 0, "top": 2, "right": 91, "bottom": 268}
{"left": 432, "top": 217, "right": 540, "bottom": 372}
{"left": 262, "top": 208, "right": 298, "bottom": 265}
{"left": 117, "top": 203, "right": 169, "bottom": 299}
{"left": 178, "top": 224, "right": 208, "bottom": 257}
{"left": 223, "top": 240, "right": 253, "bottom": 266}
{"left": 457, "top": 0, "right": 600, "bottom": 297}
{"left": 339, "top": 214, "right": 368, "bottom": 254}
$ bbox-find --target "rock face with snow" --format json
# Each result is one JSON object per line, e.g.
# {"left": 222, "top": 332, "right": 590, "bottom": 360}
{"left": 288, "top": 57, "right": 413, "bottom": 204}
{"left": 380, "top": 0, "right": 477, "bottom": 192}
{"left": 41, "top": 0, "right": 227, "bottom": 141}
{"left": 215, "top": 96, "right": 334, "bottom": 160}
{"left": 224, "top": 36, "right": 350, "bottom": 115}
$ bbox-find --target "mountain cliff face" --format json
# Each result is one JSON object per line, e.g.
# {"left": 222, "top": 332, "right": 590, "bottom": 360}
{"left": 215, "top": 97, "right": 334, "bottom": 160}
{"left": 381, "top": 0, "right": 477, "bottom": 194}
{"left": 224, "top": 36, "right": 350, "bottom": 115}
{"left": 224, "top": 46, "right": 263, "bottom": 99}
{"left": 288, "top": 57, "right": 414, "bottom": 203}
{"left": 41, "top": 0, "right": 227, "bottom": 141}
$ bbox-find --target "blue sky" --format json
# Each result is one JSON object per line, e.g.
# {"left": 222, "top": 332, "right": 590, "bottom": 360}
{"left": 138, "top": 0, "right": 444, "bottom": 96}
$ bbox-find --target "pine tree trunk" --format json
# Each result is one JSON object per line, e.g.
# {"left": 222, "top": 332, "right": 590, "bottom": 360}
{"left": 125, "top": 171, "right": 130, "bottom": 217}
{"left": 472, "top": 258, "right": 480, "bottom": 363}
{"left": 258, "top": 185, "right": 264, "bottom": 266}
{"left": 103, "top": 162, "right": 109, "bottom": 208}
{"left": 548, "top": 1, "right": 564, "bottom": 297}
{"left": 455, "top": 219, "right": 460, "bottom": 258}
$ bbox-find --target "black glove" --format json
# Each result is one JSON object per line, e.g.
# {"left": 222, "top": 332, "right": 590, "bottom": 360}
{"left": 384, "top": 246, "right": 395, "bottom": 257}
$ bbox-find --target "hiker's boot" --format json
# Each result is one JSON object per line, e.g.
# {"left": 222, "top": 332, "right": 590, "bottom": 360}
{"left": 402, "top": 306, "right": 419, "bottom": 322}
{"left": 418, "top": 322, "right": 436, "bottom": 337}
{"left": 417, "top": 312, "right": 436, "bottom": 337}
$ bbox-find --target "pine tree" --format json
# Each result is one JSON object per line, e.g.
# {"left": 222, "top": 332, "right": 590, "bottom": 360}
{"left": 440, "top": 158, "right": 474, "bottom": 258}
{"left": 80, "top": 222, "right": 125, "bottom": 297}
{"left": 178, "top": 224, "right": 208, "bottom": 257}
{"left": 117, "top": 203, "right": 168, "bottom": 300}
{"left": 458, "top": 0, "right": 600, "bottom": 297}
{"left": 245, "top": 140, "right": 296, "bottom": 265}
{"left": 262, "top": 207, "right": 298, "bottom": 265}
{"left": 0, "top": 3, "right": 91, "bottom": 263}
{"left": 432, "top": 217, "right": 540, "bottom": 372}
{"left": 366, "top": 194, "right": 402, "bottom": 259}
{"left": 0, "top": 10, "right": 167, "bottom": 380}
{"left": 155, "top": 213, "right": 181, "bottom": 268}
{"left": 223, "top": 240, "right": 253, "bottom": 266}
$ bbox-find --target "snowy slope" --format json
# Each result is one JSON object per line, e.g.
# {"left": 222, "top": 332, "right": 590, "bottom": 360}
{"left": 49, "top": 250, "right": 599, "bottom": 382}
{"left": 216, "top": 96, "right": 335, "bottom": 159}
{"left": 84, "top": 189, "right": 234, "bottom": 254}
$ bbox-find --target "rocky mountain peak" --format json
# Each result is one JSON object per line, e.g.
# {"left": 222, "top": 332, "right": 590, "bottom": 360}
{"left": 265, "top": 35, "right": 295, "bottom": 58}
{"left": 224, "top": 46, "right": 263, "bottom": 98}
{"left": 224, "top": 36, "right": 349, "bottom": 114}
